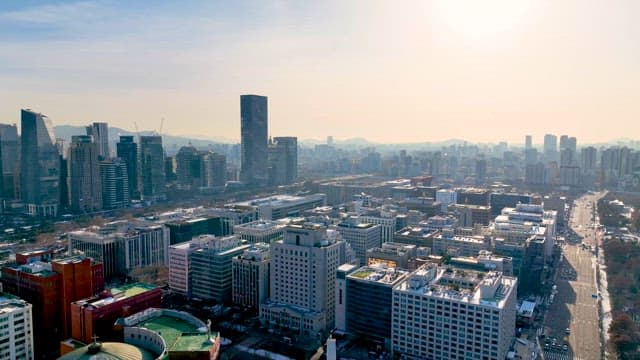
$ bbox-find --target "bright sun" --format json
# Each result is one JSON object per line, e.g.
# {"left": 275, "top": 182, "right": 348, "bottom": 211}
{"left": 433, "top": 0, "right": 532, "bottom": 44}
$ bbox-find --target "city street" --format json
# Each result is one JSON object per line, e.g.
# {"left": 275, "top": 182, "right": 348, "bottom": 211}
{"left": 544, "top": 193, "right": 603, "bottom": 360}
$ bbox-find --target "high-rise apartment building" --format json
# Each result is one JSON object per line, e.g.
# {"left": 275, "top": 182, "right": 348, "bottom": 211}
{"left": 116, "top": 135, "right": 139, "bottom": 200}
{"left": 139, "top": 135, "right": 166, "bottom": 201}
{"left": 260, "top": 224, "right": 356, "bottom": 336}
{"left": 20, "top": 109, "right": 60, "bottom": 217}
{"left": 543, "top": 134, "right": 558, "bottom": 162}
{"left": 68, "top": 135, "right": 102, "bottom": 212}
{"left": 268, "top": 136, "right": 298, "bottom": 185}
{"left": 581, "top": 146, "right": 597, "bottom": 172}
{"left": 86, "top": 122, "right": 109, "bottom": 160}
{"left": 240, "top": 94, "right": 268, "bottom": 186}
{"left": 392, "top": 264, "right": 517, "bottom": 360}
{"left": 232, "top": 243, "right": 270, "bottom": 310}
{"left": 524, "top": 135, "right": 532, "bottom": 149}
{"left": 100, "top": 159, "right": 130, "bottom": 210}
{"left": 0, "top": 293, "right": 35, "bottom": 360}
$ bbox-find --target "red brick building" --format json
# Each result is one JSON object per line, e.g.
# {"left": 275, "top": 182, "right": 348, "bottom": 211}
{"left": 0, "top": 255, "right": 105, "bottom": 359}
{"left": 70, "top": 283, "right": 161, "bottom": 344}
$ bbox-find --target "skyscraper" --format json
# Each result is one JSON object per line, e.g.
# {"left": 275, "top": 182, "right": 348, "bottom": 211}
{"left": 175, "top": 145, "right": 201, "bottom": 190}
{"left": 268, "top": 136, "right": 297, "bottom": 185}
{"left": 543, "top": 134, "right": 558, "bottom": 162}
{"left": 202, "top": 151, "right": 226, "bottom": 187}
{"left": 240, "top": 94, "right": 268, "bottom": 186}
{"left": 139, "top": 135, "right": 166, "bottom": 202}
{"left": 68, "top": 135, "right": 102, "bottom": 212}
{"left": 116, "top": 135, "right": 139, "bottom": 200}
{"left": 525, "top": 135, "right": 532, "bottom": 149}
{"left": 86, "top": 122, "right": 109, "bottom": 160}
{"left": 20, "top": 109, "right": 60, "bottom": 217}
{"left": 100, "top": 159, "right": 130, "bottom": 210}
{"left": 0, "top": 124, "right": 19, "bottom": 201}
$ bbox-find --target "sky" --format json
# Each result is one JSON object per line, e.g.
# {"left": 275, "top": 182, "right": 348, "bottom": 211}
{"left": 1, "top": 0, "right": 639, "bottom": 144}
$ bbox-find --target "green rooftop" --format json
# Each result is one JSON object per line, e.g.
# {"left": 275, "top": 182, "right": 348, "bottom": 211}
{"left": 139, "top": 315, "right": 214, "bottom": 352}
{"left": 350, "top": 269, "right": 375, "bottom": 279}
{"left": 110, "top": 283, "right": 157, "bottom": 298}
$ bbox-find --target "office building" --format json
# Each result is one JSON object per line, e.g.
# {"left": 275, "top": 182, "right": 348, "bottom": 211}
{"left": 391, "top": 264, "right": 517, "bottom": 360}
{"left": 116, "top": 135, "right": 139, "bottom": 200}
{"left": 0, "top": 124, "right": 19, "bottom": 201}
{"left": 366, "top": 242, "right": 418, "bottom": 270}
{"left": 435, "top": 189, "right": 457, "bottom": 212}
{"left": 68, "top": 135, "right": 103, "bottom": 212}
{"left": 432, "top": 231, "right": 491, "bottom": 257}
{"left": 99, "top": 159, "right": 130, "bottom": 210}
{"left": 268, "top": 136, "right": 298, "bottom": 185}
{"left": 176, "top": 145, "right": 202, "bottom": 190}
{"left": 490, "top": 193, "right": 532, "bottom": 216}
{"left": 449, "top": 204, "right": 492, "bottom": 227}
{"left": 232, "top": 243, "right": 270, "bottom": 310}
{"left": 359, "top": 209, "right": 397, "bottom": 243}
{"left": 189, "top": 235, "right": 250, "bottom": 303}
{"left": 524, "top": 135, "right": 532, "bottom": 149}
{"left": 233, "top": 220, "right": 285, "bottom": 244}
{"left": 121, "top": 308, "right": 220, "bottom": 360}
{"left": 85, "top": 122, "right": 109, "bottom": 160}
{"left": 1, "top": 256, "right": 104, "bottom": 358}
{"left": 68, "top": 220, "right": 169, "bottom": 279}
{"left": 70, "top": 283, "right": 161, "bottom": 344}
{"left": 20, "top": 109, "right": 60, "bottom": 217}
{"left": 139, "top": 135, "right": 166, "bottom": 202}
{"left": 260, "top": 224, "right": 356, "bottom": 336}
{"left": 202, "top": 151, "right": 226, "bottom": 188}
{"left": 336, "top": 218, "right": 381, "bottom": 266}
{"left": 393, "top": 226, "right": 438, "bottom": 248}
{"left": 340, "top": 265, "right": 409, "bottom": 349}
{"left": 0, "top": 293, "right": 34, "bottom": 360}
{"left": 456, "top": 188, "right": 491, "bottom": 206}
{"left": 240, "top": 94, "right": 268, "bottom": 186}
{"left": 233, "top": 193, "right": 326, "bottom": 220}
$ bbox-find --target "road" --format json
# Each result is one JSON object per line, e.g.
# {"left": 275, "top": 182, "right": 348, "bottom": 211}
{"left": 544, "top": 193, "right": 603, "bottom": 360}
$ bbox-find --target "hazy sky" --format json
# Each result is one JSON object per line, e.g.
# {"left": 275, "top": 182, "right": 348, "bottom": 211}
{"left": 1, "top": 0, "right": 639, "bottom": 144}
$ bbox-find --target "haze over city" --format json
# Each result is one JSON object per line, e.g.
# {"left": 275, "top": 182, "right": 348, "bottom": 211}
{"left": 1, "top": 0, "right": 639, "bottom": 143}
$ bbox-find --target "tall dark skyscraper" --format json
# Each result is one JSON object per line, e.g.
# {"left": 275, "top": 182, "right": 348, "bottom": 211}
{"left": 0, "top": 124, "right": 19, "bottom": 201}
{"left": 116, "top": 136, "right": 139, "bottom": 200}
{"left": 139, "top": 135, "right": 166, "bottom": 202}
{"left": 68, "top": 135, "right": 102, "bottom": 212}
{"left": 240, "top": 94, "right": 268, "bottom": 186}
{"left": 20, "top": 109, "right": 60, "bottom": 217}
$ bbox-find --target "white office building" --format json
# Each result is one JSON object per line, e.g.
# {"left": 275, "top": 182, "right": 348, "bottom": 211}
{"left": 336, "top": 218, "right": 381, "bottom": 266}
{"left": 392, "top": 264, "right": 517, "bottom": 360}
{"left": 260, "top": 224, "right": 356, "bottom": 336}
{"left": 0, "top": 293, "right": 34, "bottom": 360}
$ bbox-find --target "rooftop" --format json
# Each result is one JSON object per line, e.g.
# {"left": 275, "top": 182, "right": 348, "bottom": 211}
{"left": 57, "top": 342, "right": 156, "bottom": 360}
{"left": 0, "top": 293, "right": 29, "bottom": 314}
{"left": 348, "top": 265, "right": 409, "bottom": 286}
{"left": 76, "top": 283, "right": 157, "bottom": 308}
{"left": 123, "top": 308, "right": 217, "bottom": 353}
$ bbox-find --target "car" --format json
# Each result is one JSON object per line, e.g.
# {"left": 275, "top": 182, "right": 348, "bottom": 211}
{"left": 562, "top": 344, "right": 568, "bottom": 351}
{"left": 592, "top": 293, "right": 598, "bottom": 299}
{"left": 565, "top": 328, "right": 571, "bottom": 334}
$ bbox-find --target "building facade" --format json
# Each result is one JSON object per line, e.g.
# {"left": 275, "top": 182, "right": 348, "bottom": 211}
{"left": 116, "top": 135, "right": 139, "bottom": 200}
{"left": 240, "top": 94, "right": 268, "bottom": 186}
{"left": 0, "top": 293, "right": 35, "bottom": 360}
{"left": 232, "top": 243, "right": 270, "bottom": 310}
{"left": 68, "top": 135, "right": 103, "bottom": 212}
{"left": 139, "top": 135, "right": 166, "bottom": 202}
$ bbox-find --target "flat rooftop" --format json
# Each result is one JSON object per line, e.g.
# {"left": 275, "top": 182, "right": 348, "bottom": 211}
{"left": 139, "top": 315, "right": 212, "bottom": 352}
{"left": 348, "top": 265, "right": 408, "bottom": 286}
{"left": 78, "top": 283, "right": 157, "bottom": 308}
{"left": 0, "top": 293, "right": 28, "bottom": 314}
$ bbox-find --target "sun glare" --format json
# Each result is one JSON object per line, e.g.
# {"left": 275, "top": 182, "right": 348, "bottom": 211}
{"left": 434, "top": 0, "right": 532, "bottom": 44}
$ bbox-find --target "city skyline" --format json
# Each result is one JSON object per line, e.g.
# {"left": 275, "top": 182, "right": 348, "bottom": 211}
{"left": 1, "top": 1, "right": 639, "bottom": 144}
